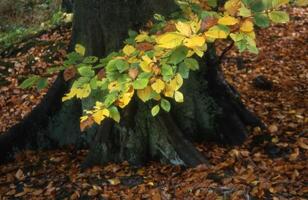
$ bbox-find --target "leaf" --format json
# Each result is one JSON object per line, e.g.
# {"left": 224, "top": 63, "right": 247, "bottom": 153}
{"left": 76, "top": 84, "right": 91, "bottom": 99}
{"left": 160, "top": 99, "right": 171, "bottom": 112}
{"left": 253, "top": 13, "right": 270, "bottom": 28}
{"left": 36, "top": 78, "right": 48, "bottom": 90}
{"left": 151, "top": 79, "right": 165, "bottom": 94}
{"left": 175, "top": 21, "right": 192, "bottom": 37}
{"left": 83, "top": 56, "right": 98, "bottom": 64}
{"left": 184, "top": 58, "right": 199, "bottom": 70}
{"left": 108, "top": 178, "right": 121, "bottom": 185}
{"left": 218, "top": 16, "right": 239, "bottom": 25}
{"left": 19, "top": 76, "right": 40, "bottom": 89}
{"left": 204, "top": 25, "right": 229, "bottom": 39}
{"left": 78, "top": 66, "right": 95, "bottom": 77}
{"left": 80, "top": 116, "right": 94, "bottom": 132}
{"left": 117, "top": 87, "right": 134, "bottom": 108}
{"left": 92, "top": 108, "right": 110, "bottom": 125}
{"left": 133, "top": 78, "right": 149, "bottom": 89}
{"left": 268, "top": 11, "right": 289, "bottom": 23}
{"left": 75, "top": 44, "right": 85, "bottom": 56}
{"left": 239, "top": 6, "right": 251, "bottom": 17}
{"left": 224, "top": 0, "right": 241, "bottom": 16}
{"left": 155, "top": 32, "right": 185, "bottom": 49}
{"left": 109, "top": 106, "right": 120, "bottom": 122}
{"left": 168, "top": 46, "right": 188, "bottom": 65}
{"left": 123, "top": 45, "right": 136, "bottom": 56}
{"left": 161, "top": 64, "right": 174, "bottom": 81}
{"left": 128, "top": 68, "right": 139, "bottom": 79}
{"left": 183, "top": 36, "right": 205, "bottom": 48}
{"left": 296, "top": 0, "right": 308, "bottom": 6}
{"left": 137, "top": 86, "right": 153, "bottom": 102}
{"left": 178, "top": 63, "right": 189, "bottom": 79}
{"left": 115, "top": 59, "right": 130, "bottom": 73}
{"left": 240, "top": 20, "right": 254, "bottom": 32}
{"left": 272, "top": 0, "right": 289, "bottom": 8}
{"left": 151, "top": 105, "right": 160, "bottom": 116}
{"left": 174, "top": 91, "right": 184, "bottom": 102}
{"left": 63, "top": 67, "right": 77, "bottom": 81}
{"left": 136, "top": 42, "right": 154, "bottom": 51}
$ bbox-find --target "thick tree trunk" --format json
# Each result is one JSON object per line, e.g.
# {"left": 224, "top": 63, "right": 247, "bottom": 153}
{"left": 0, "top": 0, "right": 263, "bottom": 166}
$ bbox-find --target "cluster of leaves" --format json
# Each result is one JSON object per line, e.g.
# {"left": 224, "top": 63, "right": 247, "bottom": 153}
{"left": 20, "top": 0, "right": 292, "bottom": 131}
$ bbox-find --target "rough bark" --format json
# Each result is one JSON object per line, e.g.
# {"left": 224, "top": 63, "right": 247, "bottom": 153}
{"left": 0, "top": 0, "right": 263, "bottom": 167}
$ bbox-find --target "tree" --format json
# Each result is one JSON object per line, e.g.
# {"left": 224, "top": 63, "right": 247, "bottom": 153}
{"left": 0, "top": 0, "right": 291, "bottom": 167}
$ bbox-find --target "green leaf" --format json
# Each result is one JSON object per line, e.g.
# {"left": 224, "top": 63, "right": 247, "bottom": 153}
{"left": 90, "top": 77, "right": 98, "bottom": 89}
{"left": 75, "top": 44, "right": 86, "bottom": 56}
{"left": 183, "top": 58, "right": 199, "bottom": 71}
{"left": 268, "top": 11, "right": 289, "bottom": 23}
{"left": 168, "top": 46, "right": 188, "bottom": 65}
{"left": 19, "top": 76, "right": 40, "bottom": 89}
{"left": 253, "top": 13, "right": 270, "bottom": 28}
{"left": 251, "top": 0, "right": 265, "bottom": 12}
{"left": 151, "top": 105, "right": 160, "bottom": 116}
{"left": 104, "top": 92, "right": 118, "bottom": 107}
{"left": 36, "top": 78, "right": 48, "bottom": 90}
{"left": 160, "top": 99, "right": 171, "bottom": 112}
{"left": 133, "top": 78, "right": 149, "bottom": 89}
{"left": 178, "top": 63, "right": 189, "bottom": 79}
{"left": 83, "top": 56, "right": 98, "bottom": 64}
{"left": 161, "top": 64, "right": 174, "bottom": 81}
{"left": 78, "top": 66, "right": 95, "bottom": 77}
{"left": 115, "top": 59, "right": 129, "bottom": 73}
{"left": 207, "top": 0, "right": 217, "bottom": 7}
{"left": 109, "top": 106, "right": 120, "bottom": 122}
{"left": 239, "top": 6, "right": 251, "bottom": 17}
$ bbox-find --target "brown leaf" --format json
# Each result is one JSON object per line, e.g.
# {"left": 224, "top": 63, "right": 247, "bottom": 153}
{"left": 80, "top": 116, "right": 94, "bottom": 132}
{"left": 201, "top": 17, "right": 218, "bottom": 32}
{"left": 128, "top": 68, "right": 139, "bottom": 80}
{"left": 15, "top": 169, "right": 25, "bottom": 181}
{"left": 298, "top": 137, "right": 308, "bottom": 150}
{"left": 136, "top": 42, "right": 154, "bottom": 51}
{"left": 97, "top": 69, "right": 106, "bottom": 80}
{"left": 63, "top": 66, "right": 77, "bottom": 81}
{"left": 268, "top": 124, "right": 278, "bottom": 133}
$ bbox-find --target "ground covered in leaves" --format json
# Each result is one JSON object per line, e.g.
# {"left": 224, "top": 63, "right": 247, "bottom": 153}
{"left": 0, "top": 7, "right": 307, "bottom": 200}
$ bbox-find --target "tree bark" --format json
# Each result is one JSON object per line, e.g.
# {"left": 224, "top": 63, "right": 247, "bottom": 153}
{"left": 0, "top": 0, "right": 263, "bottom": 167}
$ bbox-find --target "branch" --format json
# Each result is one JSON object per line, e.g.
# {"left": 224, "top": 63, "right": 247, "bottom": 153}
{"left": 218, "top": 40, "right": 234, "bottom": 64}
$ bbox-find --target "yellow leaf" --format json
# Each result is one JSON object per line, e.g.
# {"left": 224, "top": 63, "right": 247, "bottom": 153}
{"left": 108, "top": 81, "right": 120, "bottom": 92}
{"left": 240, "top": 20, "right": 254, "bottom": 32}
{"left": 75, "top": 44, "right": 85, "bottom": 56}
{"left": 204, "top": 29, "right": 228, "bottom": 39}
{"left": 189, "top": 19, "right": 201, "bottom": 34}
{"left": 176, "top": 21, "right": 192, "bottom": 37}
{"left": 62, "top": 87, "right": 78, "bottom": 101}
{"left": 140, "top": 55, "right": 153, "bottom": 72}
{"left": 183, "top": 35, "right": 205, "bottom": 48}
{"left": 218, "top": 16, "right": 239, "bottom": 25}
{"left": 92, "top": 108, "right": 110, "bottom": 124}
{"left": 151, "top": 79, "right": 165, "bottom": 94}
{"left": 137, "top": 86, "right": 152, "bottom": 102}
{"left": 117, "top": 87, "right": 134, "bottom": 108}
{"left": 123, "top": 45, "right": 136, "bottom": 56}
{"left": 155, "top": 32, "right": 185, "bottom": 49}
{"left": 164, "top": 73, "right": 183, "bottom": 97}
{"left": 76, "top": 84, "right": 91, "bottom": 99}
{"left": 174, "top": 91, "right": 184, "bottom": 103}
{"left": 224, "top": 0, "right": 241, "bottom": 16}
{"left": 135, "top": 32, "right": 149, "bottom": 42}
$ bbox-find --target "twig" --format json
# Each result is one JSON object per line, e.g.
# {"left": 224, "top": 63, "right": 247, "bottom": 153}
{"left": 218, "top": 41, "right": 234, "bottom": 64}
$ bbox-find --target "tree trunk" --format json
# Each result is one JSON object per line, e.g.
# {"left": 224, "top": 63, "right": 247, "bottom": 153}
{"left": 0, "top": 0, "right": 263, "bottom": 167}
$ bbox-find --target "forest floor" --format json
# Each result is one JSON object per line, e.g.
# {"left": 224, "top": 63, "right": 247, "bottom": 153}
{"left": 0, "top": 6, "right": 307, "bottom": 200}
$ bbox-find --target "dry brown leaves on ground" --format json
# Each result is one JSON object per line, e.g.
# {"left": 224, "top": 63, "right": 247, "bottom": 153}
{"left": 0, "top": 7, "right": 307, "bottom": 200}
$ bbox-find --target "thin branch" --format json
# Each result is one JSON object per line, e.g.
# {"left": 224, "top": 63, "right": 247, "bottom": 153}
{"left": 218, "top": 40, "right": 234, "bottom": 64}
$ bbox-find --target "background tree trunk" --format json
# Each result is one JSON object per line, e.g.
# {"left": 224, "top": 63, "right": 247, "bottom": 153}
{"left": 0, "top": 0, "right": 263, "bottom": 167}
